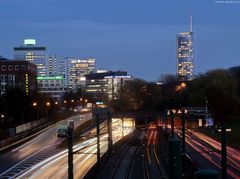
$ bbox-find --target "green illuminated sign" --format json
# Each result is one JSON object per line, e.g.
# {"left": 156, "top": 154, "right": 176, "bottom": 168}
{"left": 37, "top": 76, "right": 63, "bottom": 80}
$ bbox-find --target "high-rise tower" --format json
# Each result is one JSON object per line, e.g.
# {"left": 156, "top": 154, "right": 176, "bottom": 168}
{"left": 176, "top": 16, "right": 194, "bottom": 81}
{"left": 13, "top": 39, "right": 47, "bottom": 77}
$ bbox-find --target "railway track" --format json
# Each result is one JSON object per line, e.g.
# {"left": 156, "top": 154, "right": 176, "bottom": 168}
{"left": 109, "top": 138, "right": 139, "bottom": 179}
{"left": 109, "top": 129, "right": 146, "bottom": 179}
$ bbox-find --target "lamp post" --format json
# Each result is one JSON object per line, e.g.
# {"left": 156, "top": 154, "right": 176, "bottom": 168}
{"left": 32, "top": 102, "right": 39, "bottom": 121}
{"left": 46, "top": 102, "right": 51, "bottom": 126}
{"left": 0, "top": 114, "right": 5, "bottom": 123}
{"left": 21, "top": 102, "right": 38, "bottom": 133}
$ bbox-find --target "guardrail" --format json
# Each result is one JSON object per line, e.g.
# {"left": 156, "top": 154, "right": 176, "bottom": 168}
{"left": 0, "top": 113, "right": 87, "bottom": 152}
{"left": 0, "top": 123, "right": 52, "bottom": 152}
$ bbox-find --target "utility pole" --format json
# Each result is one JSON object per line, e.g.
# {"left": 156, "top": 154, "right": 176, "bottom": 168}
{"left": 170, "top": 110, "right": 175, "bottom": 138}
{"left": 96, "top": 114, "right": 100, "bottom": 170}
{"left": 107, "top": 111, "right": 113, "bottom": 155}
{"left": 68, "top": 126, "right": 74, "bottom": 179}
{"left": 112, "top": 78, "right": 114, "bottom": 100}
{"left": 120, "top": 78, "right": 124, "bottom": 138}
{"left": 205, "top": 98, "right": 208, "bottom": 120}
{"left": 181, "top": 109, "right": 186, "bottom": 177}
{"left": 221, "top": 124, "right": 227, "bottom": 179}
{"left": 164, "top": 110, "right": 167, "bottom": 129}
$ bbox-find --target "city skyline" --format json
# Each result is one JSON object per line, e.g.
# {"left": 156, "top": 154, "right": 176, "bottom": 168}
{"left": 0, "top": 1, "right": 240, "bottom": 81}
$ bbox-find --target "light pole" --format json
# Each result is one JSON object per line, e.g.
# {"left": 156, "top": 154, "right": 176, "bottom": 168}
{"left": 0, "top": 114, "right": 5, "bottom": 123}
{"left": 32, "top": 102, "right": 39, "bottom": 121}
{"left": 170, "top": 109, "right": 176, "bottom": 138}
{"left": 46, "top": 102, "right": 51, "bottom": 126}
{"left": 21, "top": 102, "right": 37, "bottom": 133}
{"left": 180, "top": 108, "right": 187, "bottom": 177}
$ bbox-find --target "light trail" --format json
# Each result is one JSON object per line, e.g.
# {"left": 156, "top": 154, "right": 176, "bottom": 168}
{"left": 18, "top": 117, "right": 135, "bottom": 178}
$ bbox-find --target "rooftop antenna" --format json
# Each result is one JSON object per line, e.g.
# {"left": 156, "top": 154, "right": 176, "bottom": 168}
{"left": 190, "top": 15, "right": 193, "bottom": 32}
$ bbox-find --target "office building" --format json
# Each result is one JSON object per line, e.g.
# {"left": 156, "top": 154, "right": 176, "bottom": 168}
{"left": 48, "top": 55, "right": 57, "bottom": 76}
{"left": 0, "top": 60, "right": 37, "bottom": 95}
{"left": 56, "top": 57, "right": 68, "bottom": 87}
{"left": 67, "top": 58, "right": 96, "bottom": 90}
{"left": 13, "top": 39, "right": 47, "bottom": 76}
{"left": 37, "top": 75, "right": 66, "bottom": 101}
{"left": 85, "top": 70, "right": 132, "bottom": 101}
{"left": 176, "top": 16, "right": 194, "bottom": 81}
{"left": 46, "top": 55, "right": 68, "bottom": 87}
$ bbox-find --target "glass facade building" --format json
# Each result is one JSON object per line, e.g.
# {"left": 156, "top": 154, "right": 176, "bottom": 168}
{"left": 176, "top": 17, "right": 194, "bottom": 81}
{"left": 85, "top": 71, "right": 132, "bottom": 100}
{"left": 67, "top": 58, "right": 96, "bottom": 90}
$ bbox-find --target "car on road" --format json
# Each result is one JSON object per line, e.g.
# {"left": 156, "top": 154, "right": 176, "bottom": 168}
{"left": 57, "top": 126, "right": 68, "bottom": 138}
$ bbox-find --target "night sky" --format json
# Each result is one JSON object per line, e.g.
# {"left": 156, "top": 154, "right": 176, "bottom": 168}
{"left": 0, "top": 0, "right": 240, "bottom": 81}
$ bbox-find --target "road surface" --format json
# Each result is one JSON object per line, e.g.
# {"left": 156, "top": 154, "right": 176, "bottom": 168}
{"left": 0, "top": 113, "right": 92, "bottom": 178}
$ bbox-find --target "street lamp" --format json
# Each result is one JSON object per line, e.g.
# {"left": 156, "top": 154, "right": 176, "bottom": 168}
{"left": 46, "top": 102, "right": 51, "bottom": 126}
{"left": 0, "top": 114, "right": 5, "bottom": 123}
{"left": 32, "top": 102, "right": 39, "bottom": 121}
{"left": 22, "top": 102, "right": 38, "bottom": 133}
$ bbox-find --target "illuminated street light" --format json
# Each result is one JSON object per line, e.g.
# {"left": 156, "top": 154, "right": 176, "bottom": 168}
{"left": 71, "top": 99, "right": 74, "bottom": 103}
{"left": 64, "top": 100, "right": 67, "bottom": 104}
{"left": 45, "top": 102, "right": 51, "bottom": 126}
{"left": 85, "top": 99, "right": 88, "bottom": 103}
{"left": 55, "top": 101, "right": 58, "bottom": 105}
{"left": 32, "top": 102, "right": 39, "bottom": 121}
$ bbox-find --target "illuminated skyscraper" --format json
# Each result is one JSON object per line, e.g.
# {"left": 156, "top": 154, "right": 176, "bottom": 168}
{"left": 176, "top": 16, "right": 194, "bottom": 81}
{"left": 13, "top": 39, "right": 47, "bottom": 76}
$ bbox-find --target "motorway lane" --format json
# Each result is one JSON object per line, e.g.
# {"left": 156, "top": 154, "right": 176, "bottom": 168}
{"left": 186, "top": 130, "right": 240, "bottom": 178}
{"left": 175, "top": 128, "right": 240, "bottom": 178}
{"left": 189, "top": 129, "right": 240, "bottom": 167}
{"left": 18, "top": 118, "right": 135, "bottom": 179}
{"left": 0, "top": 113, "right": 92, "bottom": 178}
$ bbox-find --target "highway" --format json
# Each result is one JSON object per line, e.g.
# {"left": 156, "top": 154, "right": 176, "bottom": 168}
{"left": 17, "top": 118, "right": 135, "bottom": 179}
{"left": 0, "top": 113, "right": 92, "bottom": 178}
{"left": 173, "top": 127, "right": 240, "bottom": 178}
{"left": 186, "top": 129, "right": 240, "bottom": 178}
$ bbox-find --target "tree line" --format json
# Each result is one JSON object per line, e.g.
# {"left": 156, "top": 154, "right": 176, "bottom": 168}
{"left": 111, "top": 66, "right": 240, "bottom": 124}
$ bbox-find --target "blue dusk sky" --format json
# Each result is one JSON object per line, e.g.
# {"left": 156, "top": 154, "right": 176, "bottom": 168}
{"left": 0, "top": 0, "right": 240, "bottom": 81}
